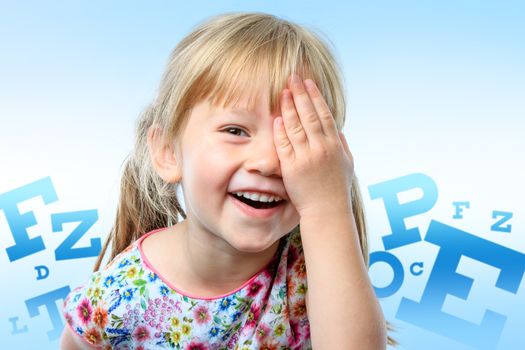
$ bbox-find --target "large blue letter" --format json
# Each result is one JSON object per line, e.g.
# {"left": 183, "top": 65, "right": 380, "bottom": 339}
{"left": 397, "top": 220, "right": 525, "bottom": 349}
{"left": 368, "top": 173, "right": 438, "bottom": 250}
{"left": 0, "top": 177, "right": 57, "bottom": 261}
{"left": 52, "top": 210, "right": 101, "bottom": 260}
{"left": 25, "top": 286, "right": 71, "bottom": 341}
{"left": 369, "top": 251, "right": 404, "bottom": 298}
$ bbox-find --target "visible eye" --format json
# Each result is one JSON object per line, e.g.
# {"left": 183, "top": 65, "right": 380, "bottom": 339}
{"left": 222, "top": 126, "right": 249, "bottom": 137}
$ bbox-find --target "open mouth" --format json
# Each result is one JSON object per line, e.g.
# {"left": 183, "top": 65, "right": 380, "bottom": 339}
{"left": 229, "top": 193, "right": 284, "bottom": 210}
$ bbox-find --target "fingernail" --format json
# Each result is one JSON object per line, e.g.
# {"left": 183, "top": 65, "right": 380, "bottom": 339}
{"left": 304, "top": 79, "right": 314, "bottom": 90}
{"left": 291, "top": 74, "right": 301, "bottom": 84}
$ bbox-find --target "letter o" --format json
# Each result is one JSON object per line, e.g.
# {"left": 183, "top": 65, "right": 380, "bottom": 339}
{"left": 369, "top": 251, "right": 404, "bottom": 298}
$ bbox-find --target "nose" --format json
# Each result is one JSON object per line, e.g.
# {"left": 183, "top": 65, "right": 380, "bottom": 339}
{"left": 244, "top": 136, "right": 282, "bottom": 178}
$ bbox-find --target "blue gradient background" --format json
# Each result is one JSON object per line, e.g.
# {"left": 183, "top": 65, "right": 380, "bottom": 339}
{"left": 1, "top": 1, "right": 524, "bottom": 349}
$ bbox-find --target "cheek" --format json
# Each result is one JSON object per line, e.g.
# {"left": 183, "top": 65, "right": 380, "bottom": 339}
{"left": 184, "top": 142, "right": 236, "bottom": 194}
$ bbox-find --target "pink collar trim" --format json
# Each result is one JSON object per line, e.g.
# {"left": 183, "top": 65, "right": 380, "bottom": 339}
{"left": 136, "top": 226, "right": 271, "bottom": 301}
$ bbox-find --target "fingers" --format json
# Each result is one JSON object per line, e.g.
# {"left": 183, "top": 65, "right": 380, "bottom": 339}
{"left": 273, "top": 116, "right": 295, "bottom": 161}
{"left": 280, "top": 88, "right": 308, "bottom": 152}
{"left": 277, "top": 73, "right": 341, "bottom": 158}
{"left": 303, "top": 78, "right": 338, "bottom": 138}
{"left": 287, "top": 74, "right": 325, "bottom": 140}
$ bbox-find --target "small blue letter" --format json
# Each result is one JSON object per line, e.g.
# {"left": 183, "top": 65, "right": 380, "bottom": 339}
{"left": 491, "top": 210, "right": 512, "bottom": 233}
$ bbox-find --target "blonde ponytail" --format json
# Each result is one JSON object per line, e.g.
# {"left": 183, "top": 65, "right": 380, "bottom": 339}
{"left": 93, "top": 105, "right": 186, "bottom": 272}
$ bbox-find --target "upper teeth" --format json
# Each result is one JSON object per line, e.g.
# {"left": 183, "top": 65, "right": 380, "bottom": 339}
{"left": 234, "top": 191, "right": 283, "bottom": 203}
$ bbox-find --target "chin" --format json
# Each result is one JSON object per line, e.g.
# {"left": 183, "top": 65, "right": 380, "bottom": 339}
{"left": 227, "top": 234, "right": 280, "bottom": 254}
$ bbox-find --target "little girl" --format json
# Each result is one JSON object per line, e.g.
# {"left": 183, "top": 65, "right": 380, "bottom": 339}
{"left": 60, "top": 11, "right": 397, "bottom": 349}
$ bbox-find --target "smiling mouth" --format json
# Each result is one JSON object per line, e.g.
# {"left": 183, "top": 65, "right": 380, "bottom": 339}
{"left": 228, "top": 193, "right": 284, "bottom": 209}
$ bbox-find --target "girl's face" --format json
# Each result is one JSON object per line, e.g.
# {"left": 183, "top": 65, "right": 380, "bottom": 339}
{"left": 176, "top": 86, "right": 301, "bottom": 253}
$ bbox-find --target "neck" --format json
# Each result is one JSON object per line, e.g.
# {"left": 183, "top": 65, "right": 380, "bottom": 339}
{"left": 177, "top": 219, "right": 280, "bottom": 296}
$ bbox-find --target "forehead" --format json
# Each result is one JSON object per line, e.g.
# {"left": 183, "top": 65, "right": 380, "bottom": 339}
{"left": 209, "top": 81, "right": 281, "bottom": 118}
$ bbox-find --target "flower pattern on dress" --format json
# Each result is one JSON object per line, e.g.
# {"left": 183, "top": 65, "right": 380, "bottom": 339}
{"left": 62, "top": 227, "right": 311, "bottom": 349}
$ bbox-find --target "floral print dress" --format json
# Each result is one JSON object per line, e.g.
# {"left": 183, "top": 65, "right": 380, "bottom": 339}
{"left": 62, "top": 227, "right": 312, "bottom": 349}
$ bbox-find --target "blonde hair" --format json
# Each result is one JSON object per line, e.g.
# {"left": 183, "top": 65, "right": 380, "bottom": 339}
{"left": 93, "top": 11, "right": 398, "bottom": 347}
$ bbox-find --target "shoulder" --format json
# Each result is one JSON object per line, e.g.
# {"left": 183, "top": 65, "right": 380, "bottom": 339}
{"left": 285, "top": 228, "right": 310, "bottom": 313}
{"left": 61, "top": 239, "right": 143, "bottom": 348}
{"left": 273, "top": 228, "right": 308, "bottom": 304}
{"left": 59, "top": 324, "right": 100, "bottom": 350}
{"left": 261, "top": 228, "right": 311, "bottom": 344}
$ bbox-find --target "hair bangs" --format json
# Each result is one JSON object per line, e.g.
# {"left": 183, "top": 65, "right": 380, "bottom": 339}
{"left": 200, "top": 38, "right": 313, "bottom": 117}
